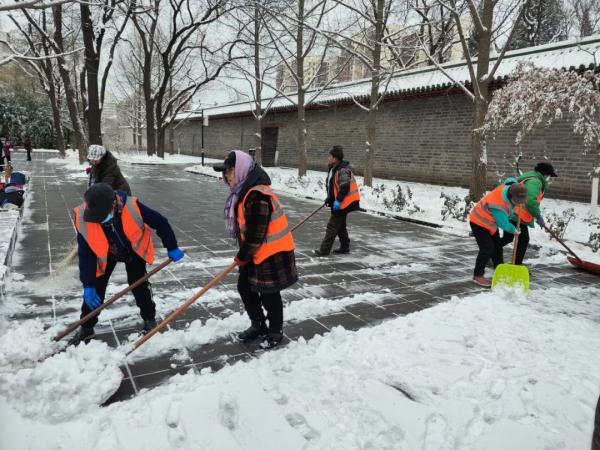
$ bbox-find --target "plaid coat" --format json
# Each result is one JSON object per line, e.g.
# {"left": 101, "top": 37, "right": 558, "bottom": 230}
{"left": 236, "top": 189, "right": 298, "bottom": 293}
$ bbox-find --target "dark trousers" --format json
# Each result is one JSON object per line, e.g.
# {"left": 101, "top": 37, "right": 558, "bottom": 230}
{"left": 470, "top": 222, "right": 504, "bottom": 277}
{"left": 237, "top": 265, "right": 283, "bottom": 332}
{"left": 593, "top": 395, "right": 600, "bottom": 450}
{"left": 26, "top": 149, "right": 32, "bottom": 161}
{"left": 500, "top": 222, "right": 530, "bottom": 265}
{"left": 319, "top": 211, "right": 350, "bottom": 254}
{"left": 80, "top": 255, "right": 155, "bottom": 329}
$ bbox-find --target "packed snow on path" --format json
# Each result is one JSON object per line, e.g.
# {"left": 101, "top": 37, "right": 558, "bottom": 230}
{"left": 1, "top": 285, "right": 599, "bottom": 449}
{"left": 187, "top": 164, "right": 600, "bottom": 262}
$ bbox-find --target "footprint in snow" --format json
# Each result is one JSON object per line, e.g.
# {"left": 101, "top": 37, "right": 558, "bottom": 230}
{"left": 285, "top": 412, "right": 320, "bottom": 441}
{"left": 218, "top": 394, "right": 239, "bottom": 431}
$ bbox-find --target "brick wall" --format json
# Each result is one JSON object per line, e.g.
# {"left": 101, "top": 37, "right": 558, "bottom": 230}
{"left": 174, "top": 92, "right": 599, "bottom": 202}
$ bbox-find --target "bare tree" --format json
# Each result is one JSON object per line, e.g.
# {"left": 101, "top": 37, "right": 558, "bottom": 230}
{"left": 421, "top": 0, "right": 527, "bottom": 199}
{"left": 131, "top": 0, "right": 242, "bottom": 157}
{"left": 78, "top": 0, "right": 131, "bottom": 145}
{"left": 571, "top": 0, "right": 600, "bottom": 37}
{"left": 260, "top": 0, "right": 337, "bottom": 176}
{"left": 8, "top": 11, "right": 67, "bottom": 156}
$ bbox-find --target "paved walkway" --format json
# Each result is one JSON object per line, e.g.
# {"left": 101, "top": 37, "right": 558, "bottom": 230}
{"left": 5, "top": 151, "right": 598, "bottom": 403}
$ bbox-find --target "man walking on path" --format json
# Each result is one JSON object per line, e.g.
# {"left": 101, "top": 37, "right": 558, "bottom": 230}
{"left": 314, "top": 145, "right": 361, "bottom": 256}
{"left": 68, "top": 183, "right": 185, "bottom": 346}
{"left": 23, "top": 135, "right": 32, "bottom": 162}
{"left": 214, "top": 150, "right": 298, "bottom": 349}
{"left": 469, "top": 180, "right": 527, "bottom": 287}
{"left": 500, "top": 162, "right": 557, "bottom": 264}
{"left": 87, "top": 144, "right": 131, "bottom": 194}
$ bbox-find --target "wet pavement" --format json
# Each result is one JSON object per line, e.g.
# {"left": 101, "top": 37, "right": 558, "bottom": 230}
{"left": 5, "top": 150, "right": 598, "bottom": 404}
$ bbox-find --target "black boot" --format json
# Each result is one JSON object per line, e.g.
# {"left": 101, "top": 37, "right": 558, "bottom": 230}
{"left": 313, "top": 249, "right": 329, "bottom": 257}
{"left": 238, "top": 320, "right": 268, "bottom": 341}
{"left": 332, "top": 247, "right": 350, "bottom": 254}
{"left": 143, "top": 319, "right": 157, "bottom": 334}
{"left": 67, "top": 327, "right": 95, "bottom": 347}
{"left": 262, "top": 332, "right": 283, "bottom": 349}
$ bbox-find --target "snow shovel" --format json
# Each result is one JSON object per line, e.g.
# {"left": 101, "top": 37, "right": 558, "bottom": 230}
{"left": 542, "top": 223, "right": 600, "bottom": 275}
{"left": 492, "top": 207, "right": 530, "bottom": 292}
{"left": 52, "top": 250, "right": 187, "bottom": 342}
{"left": 127, "top": 203, "right": 326, "bottom": 356}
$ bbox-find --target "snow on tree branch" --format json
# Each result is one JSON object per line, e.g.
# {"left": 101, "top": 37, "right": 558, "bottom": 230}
{"left": 482, "top": 62, "right": 600, "bottom": 150}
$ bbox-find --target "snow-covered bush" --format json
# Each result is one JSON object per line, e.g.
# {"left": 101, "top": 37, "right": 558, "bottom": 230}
{"left": 383, "top": 184, "right": 422, "bottom": 215}
{"left": 584, "top": 215, "right": 600, "bottom": 252}
{"left": 440, "top": 193, "right": 474, "bottom": 222}
{"left": 545, "top": 208, "right": 575, "bottom": 239}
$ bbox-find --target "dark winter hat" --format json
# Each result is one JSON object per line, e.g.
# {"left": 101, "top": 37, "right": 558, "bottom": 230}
{"left": 83, "top": 183, "right": 115, "bottom": 223}
{"left": 329, "top": 145, "right": 344, "bottom": 161}
{"left": 508, "top": 183, "right": 527, "bottom": 205}
{"left": 535, "top": 162, "right": 558, "bottom": 177}
{"left": 213, "top": 151, "right": 236, "bottom": 172}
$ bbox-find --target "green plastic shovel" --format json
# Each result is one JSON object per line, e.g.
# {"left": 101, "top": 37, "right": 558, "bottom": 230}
{"left": 492, "top": 206, "right": 530, "bottom": 292}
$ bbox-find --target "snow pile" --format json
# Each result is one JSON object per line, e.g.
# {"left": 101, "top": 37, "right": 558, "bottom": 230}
{"left": 2, "top": 285, "right": 599, "bottom": 448}
{"left": 0, "top": 320, "right": 58, "bottom": 367}
{"left": 0, "top": 331, "right": 123, "bottom": 422}
{"left": 186, "top": 164, "right": 599, "bottom": 258}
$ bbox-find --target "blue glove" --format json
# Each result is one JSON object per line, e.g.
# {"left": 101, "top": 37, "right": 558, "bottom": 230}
{"left": 83, "top": 287, "right": 101, "bottom": 310}
{"left": 332, "top": 200, "right": 341, "bottom": 211}
{"left": 535, "top": 215, "right": 545, "bottom": 227}
{"left": 168, "top": 247, "right": 185, "bottom": 262}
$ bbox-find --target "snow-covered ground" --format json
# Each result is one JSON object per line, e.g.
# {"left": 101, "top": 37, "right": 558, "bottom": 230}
{"left": 0, "top": 285, "right": 598, "bottom": 449}
{"left": 112, "top": 151, "right": 208, "bottom": 165}
{"left": 187, "top": 164, "right": 600, "bottom": 262}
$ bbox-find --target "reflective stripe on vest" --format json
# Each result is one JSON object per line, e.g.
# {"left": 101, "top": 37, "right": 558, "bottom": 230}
{"left": 516, "top": 177, "right": 543, "bottom": 223}
{"left": 237, "top": 185, "right": 295, "bottom": 265}
{"left": 333, "top": 170, "right": 361, "bottom": 210}
{"left": 469, "top": 184, "right": 511, "bottom": 234}
{"left": 121, "top": 197, "right": 155, "bottom": 264}
{"left": 74, "top": 197, "right": 155, "bottom": 277}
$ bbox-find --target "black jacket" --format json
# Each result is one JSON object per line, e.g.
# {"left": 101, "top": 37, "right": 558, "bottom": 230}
{"left": 78, "top": 191, "right": 178, "bottom": 287}
{"left": 326, "top": 160, "right": 359, "bottom": 213}
{"left": 89, "top": 151, "right": 131, "bottom": 194}
{"left": 235, "top": 165, "right": 298, "bottom": 293}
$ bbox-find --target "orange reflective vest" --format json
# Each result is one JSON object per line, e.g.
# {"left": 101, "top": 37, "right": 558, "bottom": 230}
{"left": 516, "top": 176, "right": 543, "bottom": 223}
{"left": 334, "top": 170, "right": 360, "bottom": 210}
{"left": 74, "top": 196, "right": 155, "bottom": 277}
{"left": 469, "top": 184, "right": 512, "bottom": 235}
{"left": 237, "top": 185, "right": 295, "bottom": 264}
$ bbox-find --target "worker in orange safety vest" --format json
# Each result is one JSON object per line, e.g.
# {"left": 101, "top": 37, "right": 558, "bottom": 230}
{"left": 314, "top": 145, "right": 361, "bottom": 256}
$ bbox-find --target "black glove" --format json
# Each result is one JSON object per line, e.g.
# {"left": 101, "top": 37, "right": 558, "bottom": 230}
{"left": 324, "top": 198, "right": 332, "bottom": 207}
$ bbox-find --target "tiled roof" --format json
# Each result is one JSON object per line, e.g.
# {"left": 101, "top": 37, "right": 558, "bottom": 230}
{"left": 177, "top": 35, "right": 600, "bottom": 120}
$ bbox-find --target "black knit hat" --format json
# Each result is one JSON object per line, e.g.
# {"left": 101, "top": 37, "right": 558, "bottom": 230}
{"left": 329, "top": 145, "right": 344, "bottom": 161}
{"left": 535, "top": 162, "right": 558, "bottom": 177}
{"left": 83, "top": 183, "right": 115, "bottom": 223}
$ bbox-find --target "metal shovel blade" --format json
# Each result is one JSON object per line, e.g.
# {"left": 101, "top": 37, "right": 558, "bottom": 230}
{"left": 491, "top": 263, "right": 530, "bottom": 292}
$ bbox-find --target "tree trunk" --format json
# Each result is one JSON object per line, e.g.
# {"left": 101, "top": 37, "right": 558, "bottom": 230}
{"left": 253, "top": 4, "right": 263, "bottom": 165}
{"left": 80, "top": 3, "right": 102, "bottom": 145}
{"left": 296, "top": 0, "right": 307, "bottom": 177}
{"left": 469, "top": 0, "right": 493, "bottom": 200}
{"left": 157, "top": 127, "right": 166, "bottom": 158}
{"left": 364, "top": 0, "right": 385, "bottom": 187}
{"left": 53, "top": 5, "right": 87, "bottom": 162}
{"left": 48, "top": 78, "right": 66, "bottom": 157}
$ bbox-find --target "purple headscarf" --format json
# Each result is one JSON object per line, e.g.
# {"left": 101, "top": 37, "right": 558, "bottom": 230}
{"left": 224, "top": 150, "right": 256, "bottom": 237}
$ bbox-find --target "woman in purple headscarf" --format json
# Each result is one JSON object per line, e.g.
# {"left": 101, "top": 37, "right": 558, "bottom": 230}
{"left": 213, "top": 150, "right": 298, "bottom": 348}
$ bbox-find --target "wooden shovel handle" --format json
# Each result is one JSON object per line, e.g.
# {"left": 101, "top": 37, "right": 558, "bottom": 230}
{"left": 53, "top": 250, "right": 187, "bottom": 342}
{"left": 128, "top": 204, "right": 325, "bottom": 355}
{"left": 512, "top": 206, "right": 523, "bottom": 265}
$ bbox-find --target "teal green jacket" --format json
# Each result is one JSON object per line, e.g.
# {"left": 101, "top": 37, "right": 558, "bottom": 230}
{"left": 509, "top": 171, "right": 548, "bottom": 227}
